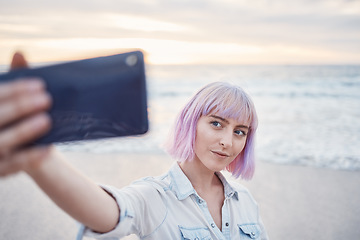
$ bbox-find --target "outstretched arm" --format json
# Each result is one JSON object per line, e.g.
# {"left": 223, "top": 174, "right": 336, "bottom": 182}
{"left": 26, "top": 148, "right": 120, "bottom": 233}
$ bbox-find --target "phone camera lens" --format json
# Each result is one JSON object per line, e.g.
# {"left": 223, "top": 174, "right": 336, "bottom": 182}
{"left": 125, "top": 55, "right": 138, "bottom": 67}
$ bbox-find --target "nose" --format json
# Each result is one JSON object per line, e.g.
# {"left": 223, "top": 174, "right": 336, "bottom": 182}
{"left": 219, "top": 131, "right": 232, "bottom": 148}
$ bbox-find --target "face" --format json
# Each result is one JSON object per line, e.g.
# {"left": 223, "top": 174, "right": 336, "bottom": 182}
{"left": 193, "top": 113, "right": 249, "bottom": 172}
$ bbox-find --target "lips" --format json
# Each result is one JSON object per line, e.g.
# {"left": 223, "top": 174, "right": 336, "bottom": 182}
{"left": 211, "top": 150, "right": 230, "bottom": 158}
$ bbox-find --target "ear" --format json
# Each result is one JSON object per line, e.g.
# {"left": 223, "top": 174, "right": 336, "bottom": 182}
{"left": 10, "top": 52, "right": 29, "bottom": 71}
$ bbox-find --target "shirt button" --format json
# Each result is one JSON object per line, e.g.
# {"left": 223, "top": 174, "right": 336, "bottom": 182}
{"left": 198, "top": 199, "right": 203, "bottom": 204}
{"left": 225, "top": 222, "right": 229, "bottom": 227}
{"left": 251, "top": 232, "right": 255, "bottom": 236}
{"left": 211, "top": 223, "right": 215, "bottom": 228}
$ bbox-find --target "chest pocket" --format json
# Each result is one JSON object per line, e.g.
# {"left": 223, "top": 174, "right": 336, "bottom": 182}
{"left": 179, "top": 226, "right": 212, "bottom": 240}
{"left": 238, "top": 224, "right": 260, "bottom": 239}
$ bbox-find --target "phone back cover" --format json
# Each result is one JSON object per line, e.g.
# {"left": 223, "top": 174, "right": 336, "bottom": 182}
{"left": 0, "top": 51, "right": 148, "bottom": 144}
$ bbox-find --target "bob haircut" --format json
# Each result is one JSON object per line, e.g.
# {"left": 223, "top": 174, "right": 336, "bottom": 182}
{"left": 165, "top": 82, "right": 258, "bottom": 180}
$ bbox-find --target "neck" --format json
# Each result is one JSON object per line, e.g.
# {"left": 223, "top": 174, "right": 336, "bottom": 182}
{"left": 179, "top": 157, "right": 221, "bottom": 193}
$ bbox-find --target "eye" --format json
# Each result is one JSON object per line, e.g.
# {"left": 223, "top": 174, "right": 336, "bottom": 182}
{"left": 210, "top": 121, "right": 222, "bottom": 128}
{"left": 234, "top": 129, "right": 247, "bottom": 136}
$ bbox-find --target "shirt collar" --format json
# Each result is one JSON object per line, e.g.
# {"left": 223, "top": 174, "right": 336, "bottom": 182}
{"left": 168, "top": 162, "right": 238, "bottom": 201}
{"left": 215, "top": 171, "right": 239, "bottom": 200}
{"left": 168, "top": 163, "right": 196, "bottom": 200}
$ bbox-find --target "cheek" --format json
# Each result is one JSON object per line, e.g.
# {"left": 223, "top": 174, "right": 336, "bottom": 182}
{"left": 234, "top": 139, "right": 247, "bottom": 155}
{"left": 195, "top": 123, "right": 210, "bottom": 141}
{"left": 194, "top": 126, "right": 215, "bottom": 152}
{"left": 194, "top": 131, "right": 207, "bottom": 151}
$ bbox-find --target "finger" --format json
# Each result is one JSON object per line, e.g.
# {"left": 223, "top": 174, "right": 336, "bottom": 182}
{"left": 0, "top": 113, "right": 51, "bottom": 153}
{"left": 0, "top": 91, "right": 51, "bottom": 127}
{"left": 0, "top": 78, "right": 46, "bottom": 102}
{"left": 0, "top": 146, "right": 51, "bottom": 177}
{"left": 10, "top": 52, "right": 29, "bottom": 71}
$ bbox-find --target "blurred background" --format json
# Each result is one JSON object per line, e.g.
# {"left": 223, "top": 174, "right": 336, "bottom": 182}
{"left": 1, "top": 0, "right": 359, "bottom": 65}
{"left": 1, "top": 0, "right": 360, "bottom": 239}
{"left": 2, "top": 0, "right": 358, "bottom": 170}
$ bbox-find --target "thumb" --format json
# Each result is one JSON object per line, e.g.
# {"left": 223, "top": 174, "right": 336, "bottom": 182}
{"left": 10, "top": 52, "right": 29, "bottom": 71}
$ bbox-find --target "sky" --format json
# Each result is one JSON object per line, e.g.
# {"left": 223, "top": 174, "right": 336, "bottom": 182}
{"left": 0, "top": 0, "right": 359, "bottom": 65}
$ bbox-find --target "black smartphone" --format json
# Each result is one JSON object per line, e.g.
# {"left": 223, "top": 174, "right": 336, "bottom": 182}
{"left": 0, "top": 51, "right": 148, "bottom": 144}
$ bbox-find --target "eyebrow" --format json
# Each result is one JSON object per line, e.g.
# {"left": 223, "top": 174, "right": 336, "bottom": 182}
{"left": 209, "top": 115, "right": 249, "bottom": 129}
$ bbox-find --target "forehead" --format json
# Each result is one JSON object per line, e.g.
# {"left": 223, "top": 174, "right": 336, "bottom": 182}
{"left": 201, "top": 97, "right": 253, "bottom": 126}
{"left": 206, "top": 111, "right": 251, "bottom": 127}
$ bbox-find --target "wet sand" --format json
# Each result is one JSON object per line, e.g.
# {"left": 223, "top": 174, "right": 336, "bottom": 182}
{"left": 1, "top": 151, "right": 359, "bottom": 239}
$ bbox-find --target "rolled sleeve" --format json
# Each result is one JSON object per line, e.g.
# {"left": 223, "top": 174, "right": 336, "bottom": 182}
{"left": 77, "top": 181, "right": 167, "bottom": 240}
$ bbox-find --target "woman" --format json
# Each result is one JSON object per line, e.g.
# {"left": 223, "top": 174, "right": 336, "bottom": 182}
{"left": 0, "top": 53, "right": 268, "bottom": 239}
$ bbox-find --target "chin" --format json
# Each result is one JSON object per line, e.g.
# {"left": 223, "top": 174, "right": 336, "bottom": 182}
{"left": 206, "top": 162, "right": 227, "bottom": 173}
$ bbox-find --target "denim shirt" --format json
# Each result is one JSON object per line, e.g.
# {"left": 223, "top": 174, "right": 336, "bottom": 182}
{"left": 78, "top": 163, "right": 268, "bottom": 240}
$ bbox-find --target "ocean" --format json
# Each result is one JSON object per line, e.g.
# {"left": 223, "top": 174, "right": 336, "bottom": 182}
{"left": 1, "top": 64, "right": 359, "bottom": 171}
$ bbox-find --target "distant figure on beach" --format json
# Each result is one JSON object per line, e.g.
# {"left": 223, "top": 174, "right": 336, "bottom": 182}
{"left": 0, "top": 53, "right": 269, "bottom": 239}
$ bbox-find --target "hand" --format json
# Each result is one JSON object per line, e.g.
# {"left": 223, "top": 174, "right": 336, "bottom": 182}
{"left": 0, "top": 52, "right": 52, "bottom": 176}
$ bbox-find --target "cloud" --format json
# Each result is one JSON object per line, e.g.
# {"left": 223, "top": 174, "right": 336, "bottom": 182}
{"left": 0, "top": 0, "right": 359, "bottom": 64}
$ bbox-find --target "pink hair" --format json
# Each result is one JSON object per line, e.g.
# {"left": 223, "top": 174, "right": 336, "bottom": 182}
{"left": 165, "top": 82, "right": 258, "bottom": 180}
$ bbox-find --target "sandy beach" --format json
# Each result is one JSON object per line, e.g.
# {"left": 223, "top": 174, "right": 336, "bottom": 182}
{"left": 1, "top": 150, "right": 359, "bottom": 240}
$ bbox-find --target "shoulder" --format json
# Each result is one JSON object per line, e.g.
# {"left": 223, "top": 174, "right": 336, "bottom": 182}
{"left": 228, "top": 180, "right": 249, "bottom": 192}
{"left": 228, "top": 180, "right": 258, "bottom": 205}
{"left": 126, "top": 173, "right": 171, "bottom": 197}
{"left": 227, "top": 181, "right": 261, "bottom": 224}
{"left": 229, "top": 180, "right": 251, "bottom": 193}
